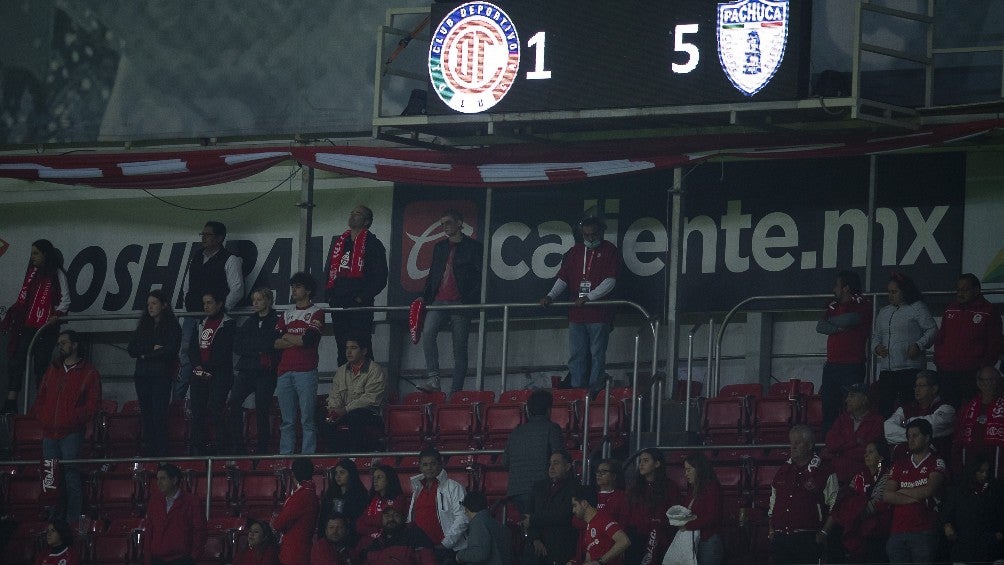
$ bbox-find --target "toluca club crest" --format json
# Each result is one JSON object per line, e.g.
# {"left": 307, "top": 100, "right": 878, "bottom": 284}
{"left": 717, "top": 0, "right": 789, "bottom": 96}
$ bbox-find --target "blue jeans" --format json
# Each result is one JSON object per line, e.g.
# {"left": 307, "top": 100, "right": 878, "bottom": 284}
{"left": 174, "top": 316, "right": 197, "bottom": 402}
{"left": 276, "top": 370, "right": 318, "bottom": 454}
{"left": 697, "top": 533, "right": 724, "bottom": 565}
{"left": 568, "top": 322, "right": 610, "bottom": 390}
{"left": 886, "top": 531, "right": 937, "bottom": 564}
{"left": 42, "top": 432, "right": 84, "bottom": 522}
{"left": 421, "top": 301, "right": 471, "bottom": 393}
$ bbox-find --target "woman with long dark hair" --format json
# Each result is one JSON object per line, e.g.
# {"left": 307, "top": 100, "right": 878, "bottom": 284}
{"left": 943, "top": 453, "right": 1004, "bottom": 563}
{"left": 186, "top": 290, "right": 235, "bottom": 455}
{"left": 626, "top": 448, "right": 676, "bottom": 564}
{"left": 680, "top": 451, "right": 723, "bottom": 565}
{"left": 233, "top": 519, "right": 280, "bottom": 565}
{"left": 356, "top": 463, "right": 408, "bottom": 540}
{"left": 127, "top": 289, "right": 181, "bottom": 456}
{"left": 318, "top": 459, "right": 369, "bottom": 535}
{"left": 872, "top": 272, "right": 937, "bottom": 417}
{"left": 2, "top": 239, "right": 69, "bottom": 413}
{"left": 829, "top": 440, "right": 893, "bottom": 563}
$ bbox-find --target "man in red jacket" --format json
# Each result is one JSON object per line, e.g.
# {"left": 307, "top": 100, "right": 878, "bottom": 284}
{"left": 933, "top": 273, "right": 1003, "bottom": 407}
{"left": 816, "top": 270, "right": 872, "bottom": 434}
{"left": 144, "top": 463, "right": 206, "bottom": 565}
{"left": 823, "top": 383, "right": 884, "bottom": 483}
{"left": 30, "top": 329, "right": 101, "bottom": 527}
{"left": 273, "top": 458, "right": 319, "bottom": 565}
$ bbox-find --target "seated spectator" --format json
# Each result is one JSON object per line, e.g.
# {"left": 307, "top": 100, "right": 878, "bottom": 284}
{"left": 942, "top": 453, "right": 1004, "bottom": 563}
{"left": 357, "top": 464, "right": 408, "bottom": 541}
{"left": 359, "top": 506, "right": 436, "bottom": 565}
{"left": 144, "top": 463, "right": 207, "bottom": 565}
{"left": 319, "top": 459, "right": 369, "bottom": 536}
{"left": 593, "top": 458, "right": 628, "bottom": 526}
{"left": 455, "top": 491, "right": 512, "bottom": 565}
{"left": 234, "top": 519, "right": 279, "bottom": 565}
{"left": 681, "top": 451, "right": 724, "bottom": 565}
{"left": 823, "top": 383, "right": 884, "bottom": 483}
{"left": 883, "top": 370, "right": 955, "bottom": 460}
{"left": 625, "top": 448, "right": 676, "bottom": 564}
{"left": 954, "top": 366, "right": 1004, "bottom": 472}
{"left": 322, "top": 335, "right": 387, "bottom": 453}
{"left": 273, "top": 458, "right": 320, "bottom": 565}
{"left": 828, "top": 440, "right": 893, "bottom": 564}
{"left": 569, "top": 484, "right": 630, "bottom": 565}
{"left": 407, "top": 447, "right": 468, "bottom": 561}
{"left": 37, "top": 519, "right": 80, "bottom": 565}
{"left": 520, "top": 450, "right": 580, "bottom": 565}
{"left": 311, "top": 514, "right": 355, "bottom": 565}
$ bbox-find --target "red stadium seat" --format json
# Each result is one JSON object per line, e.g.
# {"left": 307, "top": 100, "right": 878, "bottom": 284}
{"left": 713, "top": 465, "right": 747, "bottom": 523}
{"left": 432, "top": 404, "right": 479, "bottom": 450}
{"left": 2, "top": 519, "right": 47, "bottom": 565}
{"left": 102, "top": 412, "right": 142, "bottom": 457}
{"left": 767, "top": 379, "right": 814, "bottom": 397}
{"left": 236, "top": 470, "right": 282, "bottom": 516}
{"left": 449, "top": 390, "right": 495, "bottom": 405}
{"left": 481, "top": 469, "right": 509, "bottom": 504}
{"left": 10, "top": 415, "right": 44, "bottom": 460}
{"left": 752, "top": 397, "right": 796, "bottom": 444}
{"left": 553, "top": 389, "right": 587, "bottom": 404}
{"left": 97, "top": 469, "right": 143, "bottom": 518}
{"left": 481, "top": 404, "right": 525, "bottom": 449}
{"left": 701, "top": 396, "right": 749, "bottom": 445}
{"left": 91, "top": 516, "right": 143, "bottom": 564}
{"left": 199, "top": 516, "right": 244, "bottom": 565}
{"left": 798, "top": 395, "right": 824, "bottom": 437}
{"left": 496, "top": 389, "right": 532, "bottom": 405}
{"left": 402, "top": 391, "right": 447, "bottom": 405}
{"left": 383, "top": 404, "right": 431, "bottom": 451}
{"left": 550, "top": 402, "right": 580, "bottom": 450}
{"left": 584, "top": 399, "right": 626, "bottom": 452}
{"left": 120, "top": 399, "right": 142, "bottom": 414}
{"left": 718, "top": 383, "right": 763, "bottom": 399}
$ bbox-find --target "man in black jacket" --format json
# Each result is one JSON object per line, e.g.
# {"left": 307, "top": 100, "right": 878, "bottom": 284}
{"left": 324, "top": 205, "right": 388, "bottom": 366}
{"left": 416, "top": 209, "right": 483, "bottom": 393}
{"left": 228, "top": 286, "right": 280, "bottom": 454}
{"left": 521, "top": 451, "right": 579, "bottom": 565}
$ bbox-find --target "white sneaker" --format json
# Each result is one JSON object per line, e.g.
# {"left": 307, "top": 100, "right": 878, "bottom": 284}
{"left": 416, "top": 376, "right": 441, "bottom": 392}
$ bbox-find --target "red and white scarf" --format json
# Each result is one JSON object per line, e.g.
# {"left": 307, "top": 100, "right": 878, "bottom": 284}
{"left": 326, "top": 229, "right": 368, "bottom": 288}
{"left": 1, "top": 266, "right": 59, "bottom": 355}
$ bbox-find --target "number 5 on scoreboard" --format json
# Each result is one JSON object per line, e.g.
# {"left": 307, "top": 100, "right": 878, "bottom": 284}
{"left": 672, "top": 24, "right": 700, "bottom": 74}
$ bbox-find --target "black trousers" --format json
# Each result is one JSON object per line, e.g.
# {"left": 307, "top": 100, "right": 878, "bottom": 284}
{"left": 228, "top": 369, "right": 276, "bottom": 454}
{"left": 322, "top": 408, "right": 383, "bottom": 452}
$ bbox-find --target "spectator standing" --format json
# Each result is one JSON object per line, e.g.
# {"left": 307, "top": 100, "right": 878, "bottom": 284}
{"left": 415, "top": 209, "right": 483, "bottom": 394}
{"left": 942, "top": 453, "right": 1004, "bottom": 563}
{"left": 319, "top": 459, "right": 369, "bottom": 537}
{"left": 229, "top": 287, "right": 280, "bottom": 455}
{"left": 29, "top": 329, "right": 101, "bottom": 526}
{"left": 128, "top": 289, "right": 182, "bottom": 457}
{"left": 501, "top": 389, "right": 564, "bottom": 513}
{"left": 311, "top": 514, "right": 355, "bottom": 565}
{"left": 816, "top": 270, "right": 872, "bottom": 434}
{"left": 872, "top": 272, "right": 938, "bottom": 417}
{"left": 625, "top": 448, "right": 675, "bottom": 565}
{"left": 233, "top": 519, "right": 280, "bottom": 565}
{"left": 455, "top": 491, "right": 513, "bottom": 565}
{"left": 521, "top": 451, "right": 579, "bottom": 565}
{"left": 954, "top": 365, "right": 1004, "bottom": 469}
{"left": 322, "top": 335, "right": 387, "bottom": 453}
{"left": 274, "top": 272, "right": 324, "bottom": 454}
{"left": 36, "top": 519, "right": 80, "bottom": 565}
{"left": 681, "top": 452, "right": 724, "bottom": 565}
{"left": 768, "top": 424, "right": 838, "bottom": 565}
{"left": 828, "top": 440, "right": 893, "bottom": 564}
{"left": 883, "top": 370, "right": 955, "bottom": 460}
{"left": 186, "top": 291, "right": 235, "bottom": 455}
{"left": 2, "top": 239, "right": 69, "bottom": 414}
{"left": 822, "top": 383, "right": 884, "bottom": 483}
{"left": 144, "top": 463, "right": 207, "bottom": 565}
{"left": 357, "top": 464, "right": 408, "bottom": 540}
{"left": 882, "top": 419, "right": 946, "bottom": 564}
{"left": 177, "top": 221, "right": 244, "bottom": 403}
{"left": 359, "top": 506, "right": 436, "bottom": 565}
{"left": 539, "top": 217, "right": 620, "bottom": 398}
{"left": 569, "top": 484, "right": 630, "bottom": 565}
{"left": 324, "top": 205, "right": 388, "bottom": 366}
{"left": 273, "top": 458, "right": 320, "bottom": 565}
{"left": 933, "top": 273, "right": 1003, "bottom": 407}
{"left": 407, "top": 447, "right": 469, "bottom": 560}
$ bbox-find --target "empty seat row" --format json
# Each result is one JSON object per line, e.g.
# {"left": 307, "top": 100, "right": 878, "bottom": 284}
{"left": 702, "top": 382, "right": 821, "bottom": 445}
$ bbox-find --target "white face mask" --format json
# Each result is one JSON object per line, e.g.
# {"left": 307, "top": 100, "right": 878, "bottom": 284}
{"left": 584, "top": 238, "right": 601, "bottom": 250}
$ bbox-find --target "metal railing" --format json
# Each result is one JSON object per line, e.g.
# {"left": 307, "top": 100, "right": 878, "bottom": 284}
{"left": 17, "top": 299, "right": 659, "bottom": 455}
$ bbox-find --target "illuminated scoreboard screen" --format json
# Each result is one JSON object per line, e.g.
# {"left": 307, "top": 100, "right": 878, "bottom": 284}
{"left": 426, "top": 0, "right": 811, "bottom": 115}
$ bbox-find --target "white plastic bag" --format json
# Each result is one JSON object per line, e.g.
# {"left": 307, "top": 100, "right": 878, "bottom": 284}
{"left": 662, "top": 528, "right": 700, "bottom": 565}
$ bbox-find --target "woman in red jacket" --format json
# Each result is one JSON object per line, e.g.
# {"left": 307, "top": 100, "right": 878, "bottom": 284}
{"left": 234, "top": 519, "right": 280, "bottom": 565}
{"left": 355, "top": 464, "right": 408, "bottom": 540}
{"left": 681, "top": 451, "right": 723, "bottom": 565}
{"left": 626, "top": 448, "right": 676, "bottom": 564}
{"left": 35, "top": 519, "right": 81, "bottom": 565}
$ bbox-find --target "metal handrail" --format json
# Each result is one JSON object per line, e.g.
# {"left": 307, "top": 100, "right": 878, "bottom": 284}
{"left": 711, "top": 288, "right": 1004, "bottom": 395}
{"left": 20, "top": 299, "right": 659, "bottom": 449}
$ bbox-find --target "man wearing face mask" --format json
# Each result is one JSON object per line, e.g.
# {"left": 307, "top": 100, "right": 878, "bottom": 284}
{"left": 540, "top": 217, "right": 620, "bottom": 398}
